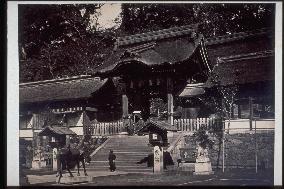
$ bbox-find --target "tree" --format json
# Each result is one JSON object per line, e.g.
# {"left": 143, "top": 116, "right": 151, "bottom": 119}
{"left": 19, "top": 4, "right": 118, "bottom": 82}
{"left": 19, "top": 3, "right": 275, "bottom": 82}
{"left": 198, "top": 62, "right": 239, "bottom": 169}
{"left": 120, "top": 3, "right": 275, "bottom": 37}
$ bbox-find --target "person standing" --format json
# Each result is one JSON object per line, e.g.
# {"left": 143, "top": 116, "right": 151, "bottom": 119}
{"left": 108, "top": 150, "right": 116, "bottom": 172}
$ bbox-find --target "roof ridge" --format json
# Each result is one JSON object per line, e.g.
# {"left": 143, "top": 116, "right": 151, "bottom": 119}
{"left": 120, "top": 24, "right": 197, "bottom": 39}
{"left": 205, "top": 27, "right": 273, "bottom": 45}
{"left": 116, "top": 24, "right": 198, "bottom": 47}
{"left": 20, "top": 75, "right": 100, "bottom": 87}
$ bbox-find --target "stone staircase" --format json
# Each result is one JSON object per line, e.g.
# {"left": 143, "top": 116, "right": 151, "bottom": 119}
{"left": 87, "top": 132, "right": 181, "bottom": 173}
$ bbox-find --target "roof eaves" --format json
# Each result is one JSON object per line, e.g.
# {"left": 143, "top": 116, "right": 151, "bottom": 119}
{"left": 20, "top": 75, "right": 99, "bottom": 88}
{"left": 218, "top": 50, "right": 274, "bottom": 63}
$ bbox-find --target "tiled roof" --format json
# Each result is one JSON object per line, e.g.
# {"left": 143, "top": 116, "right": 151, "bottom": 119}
{"left": 95, "top": 25, "right": 206, "bottom": 77}
{"left": 20, "top": 75, "right": 108, "bottom": 104}
{"left": 179, "top": 83, "right": 206, "bottom": 97}
{"left": 140, "top": 120, "right": 178, "bottom": 132}
{"left": 38, "top": 126, "right": 77, "bottom": 136}
{"left": 115, "top": 24, "right": 198, "bottom": 47}
{"left": 205, "top": 50, "right": 274, "bottom": 87}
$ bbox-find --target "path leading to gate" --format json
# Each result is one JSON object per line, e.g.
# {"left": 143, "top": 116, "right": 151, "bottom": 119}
{"left": 88, "top": 133, "right": 181, "bottom": 173}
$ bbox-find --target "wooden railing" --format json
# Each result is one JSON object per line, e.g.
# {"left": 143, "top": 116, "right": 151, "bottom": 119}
{"left": 87, "top": 121, "right": 125, "bottom": 136}
{"left": 174, "top": 117, "right": 218, "bottom": 131}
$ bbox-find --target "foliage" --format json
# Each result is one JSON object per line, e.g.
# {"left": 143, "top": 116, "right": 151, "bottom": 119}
{"left": 120, "top": 3, "right": 275, "bottom": 37}
{"left": 149, "top": 98, "right": 167, "bottom": 119}
{"left": 19, "top": 3, "right": 275, "bottom": 82}
{"left": 19, "top": 4, "right": 117, "bottom": 82}
{"left": 193, "top": 125, "right": 214, "bottom": 149}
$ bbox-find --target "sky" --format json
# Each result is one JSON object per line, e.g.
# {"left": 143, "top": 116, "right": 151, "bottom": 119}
{"left": 94, "top": 3, "right": 122, "bottom": 30}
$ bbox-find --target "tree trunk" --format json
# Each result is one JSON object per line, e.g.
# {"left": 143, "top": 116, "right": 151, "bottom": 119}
{"left": 216, "top": 137, "right": 222, "bottom": 169}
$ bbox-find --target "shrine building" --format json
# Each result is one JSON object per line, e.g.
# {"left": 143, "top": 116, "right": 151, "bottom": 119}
{"left": 19, "top": 25, "right": 275, "bottom": 168}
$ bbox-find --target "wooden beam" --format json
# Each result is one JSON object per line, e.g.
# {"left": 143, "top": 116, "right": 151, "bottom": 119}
{"left": 238, "top": 104, "right": 241, "bottom": 119}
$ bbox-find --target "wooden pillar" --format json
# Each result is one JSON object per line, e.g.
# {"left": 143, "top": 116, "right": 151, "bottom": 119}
{"left": 66, "top": 135, "right": 70, "bottom": 147}
{"left": 237, "top": 104, "right": 241, "bottom": 118}
{"left": 168, "top": 94, "right": 174, "bottom": 125}
{"left": 63, "top": 114, "right": 70, "bottom": 146}
{"left": 120, "top": 79, "right": 130, "bottom": 134}
{"left": 167, "top": 78, "right": 174, "bottom": 126}
{"left": 249, "top": 97, "right": 253, "bottom": 130}
{"left": 122, "top": 94, "right": 129, "bottom": 118}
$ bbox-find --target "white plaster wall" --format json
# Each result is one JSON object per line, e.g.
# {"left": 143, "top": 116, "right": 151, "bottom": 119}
{"left": 224, "top": 119, "right": 275, "bottom": 133}
{"left": 19, "top": 129, "right": 33, "bottom": 138}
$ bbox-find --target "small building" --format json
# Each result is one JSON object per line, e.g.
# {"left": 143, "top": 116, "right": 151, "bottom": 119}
{"left": 19, "top": 75, "right": 122, "bottom": 168}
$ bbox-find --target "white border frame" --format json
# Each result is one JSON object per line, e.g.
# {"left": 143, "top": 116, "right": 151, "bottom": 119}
{"left": 7, "top": 1, "right": 282, "bottom": 186}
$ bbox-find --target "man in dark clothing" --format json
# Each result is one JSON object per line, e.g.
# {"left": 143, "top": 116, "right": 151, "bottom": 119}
{"left": 108, "top": 150, "right": 116, "bottom": 172}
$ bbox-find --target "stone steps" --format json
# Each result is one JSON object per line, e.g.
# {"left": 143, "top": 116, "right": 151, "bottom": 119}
{"left": 88, "top": 133, "right": 180, "bottom": 173}
{"left": 87, "top": 161, "right": 148, "bottom": 167}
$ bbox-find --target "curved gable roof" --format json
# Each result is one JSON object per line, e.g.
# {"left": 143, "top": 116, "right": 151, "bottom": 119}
{"left": 95, "top": 24, "right": 208, "bottom": 77}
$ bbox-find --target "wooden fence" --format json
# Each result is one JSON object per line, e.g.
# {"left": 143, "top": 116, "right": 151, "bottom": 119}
{"left": 174, "top": 117, "right": 219, "bottom": 131}
{"left": 87, "top": 121, "right": 125, "bottom": 136}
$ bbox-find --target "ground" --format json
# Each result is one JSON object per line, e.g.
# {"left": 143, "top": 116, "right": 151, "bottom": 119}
{"left": 22, "top": 168, "right": 274, "bottom": 186}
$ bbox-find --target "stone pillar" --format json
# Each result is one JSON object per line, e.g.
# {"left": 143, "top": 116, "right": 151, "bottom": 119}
{"left": 53, "top": 148, "right": 58, "bottom": 171}
{"left": 153, "top": 146, "right": 163, "bottom": 173}
{"left": 167, "top": 77, "right": 174, "bottom": 126}
{"left": 249, "top": 97, "right": 253, "bottom": 130}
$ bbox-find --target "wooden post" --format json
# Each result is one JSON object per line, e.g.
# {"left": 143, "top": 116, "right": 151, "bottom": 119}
{"left": 167, "top": 77, "right": 174, "bottom": 126}
{"left": 255, "top": 120, "right": 258, "bottom": 173}
{"left": 237, "top": 104, "right": 241, "bottom": 118}
{"left": 122, "top": 94, "right": 130, "bottom": 134}
{"left": 222, "top": 120, "right": 225, "bottom": 173}
{"left": 249, "top": 97, "right": 253, "bottom": 130}
{"left": 167, "top": 93, "right": 174, "bottom": 126}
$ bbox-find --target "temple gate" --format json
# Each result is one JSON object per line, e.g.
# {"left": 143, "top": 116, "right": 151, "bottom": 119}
{"left": 95, "top": 25, "right": 210, "bottom": 130}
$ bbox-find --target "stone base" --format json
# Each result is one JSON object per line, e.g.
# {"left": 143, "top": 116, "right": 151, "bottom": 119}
{"left": 31, "top": 160, "right": 46, "bottom": 170}
{"left": 194, "top": 161, "right": 214, "bottom": 175}
{"left": 57, "top": 176, "right": 93, "bottom": 184}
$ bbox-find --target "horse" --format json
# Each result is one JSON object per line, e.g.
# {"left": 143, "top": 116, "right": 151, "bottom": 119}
{"left": 56, "top": 138, "right": 89, "bottom": 183}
